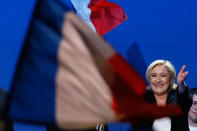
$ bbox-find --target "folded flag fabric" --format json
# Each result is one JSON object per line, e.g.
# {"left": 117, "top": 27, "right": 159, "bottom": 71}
{"left": 71, "top": 0, "right": 127, "bottom": 35}
{"left": 7, "top": 0, "right": 182, "bottom": 130}
{"left": 126, "top": 42, "right": 148, "bottom": 84}
{"left": 70, "top": 0, "right": 97, "bottom": 32}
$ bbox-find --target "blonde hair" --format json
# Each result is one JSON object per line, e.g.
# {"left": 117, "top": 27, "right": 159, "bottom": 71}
{"left": 146, "top": 60, "right": 176, "bottom": 89}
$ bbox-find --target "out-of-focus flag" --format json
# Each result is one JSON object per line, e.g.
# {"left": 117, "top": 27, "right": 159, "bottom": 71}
{"left": 71, "top": 0, "right": 127, "bottom": 35}
{"left": 127, "top": 42, "right": 148, "bottom": 84}
{"left": 7, "top": 0, "right": 182, "bottom": 130}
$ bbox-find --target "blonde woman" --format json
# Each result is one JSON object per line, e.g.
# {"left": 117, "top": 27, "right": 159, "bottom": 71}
{"left": 145, "top": 60, "right": 190, "bottom": 131}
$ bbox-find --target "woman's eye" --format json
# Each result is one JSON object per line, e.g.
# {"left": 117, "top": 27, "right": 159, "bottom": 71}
{"left": 161, "top": 75, "right": 167, "bottom": 77}
{"left": 151, "top": 74, "right": 156, "bottom": 77}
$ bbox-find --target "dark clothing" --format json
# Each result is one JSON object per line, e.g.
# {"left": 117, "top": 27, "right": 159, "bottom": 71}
{"left": 46, "top": 124, "right": 109, "bottom": 131}
{"left": 0, "top": 88, "right": 14, "bottom": 131}
{"left": 144, "top": 87, "right": 191, "bottom": 131}
{"left": 0, "top": 122, "right": 14, "bottom": 131}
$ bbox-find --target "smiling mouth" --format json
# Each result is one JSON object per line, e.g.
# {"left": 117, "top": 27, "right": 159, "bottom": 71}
{"left": 154, "top": 84, "right": 163, "bottom": 88}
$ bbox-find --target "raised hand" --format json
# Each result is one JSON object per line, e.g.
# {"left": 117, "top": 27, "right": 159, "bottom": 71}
{"left": 177, "top": 65, "right": 188, "bottom": 85}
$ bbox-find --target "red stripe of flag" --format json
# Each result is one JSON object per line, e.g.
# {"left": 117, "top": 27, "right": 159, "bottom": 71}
{"left": 109, "top": 54, "right": 146, "bottom": 96}
{"left": 88, "top": 0, "right": 127, "bottom": 35}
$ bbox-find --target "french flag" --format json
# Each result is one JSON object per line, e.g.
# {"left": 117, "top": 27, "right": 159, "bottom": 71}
{"left": 7, "top": 0, "right": 182, "bottom": 130}
{"left": 71, "top": 0, "right": 127, "bottom": 35}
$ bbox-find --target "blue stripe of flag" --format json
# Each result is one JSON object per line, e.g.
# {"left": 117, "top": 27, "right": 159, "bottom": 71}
{"left": 8, "top": 0, "right": 71, "bottom": 124}
{"left": 126, "top": 42, "right": 148, "bottom": 84}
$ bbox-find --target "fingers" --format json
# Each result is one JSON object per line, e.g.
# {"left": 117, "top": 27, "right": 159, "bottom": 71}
{"left": 179, "top": 65, "right": 186, "bottom": 75}
{"left": 182, "top": 71, "right": 188, "bottom": 80}
{"left": 177, "top": 65, "right": 188, "bottom": 84}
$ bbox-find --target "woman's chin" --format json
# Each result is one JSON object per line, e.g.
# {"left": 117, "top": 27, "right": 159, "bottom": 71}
{"left": 154, "top": 90, "right": 168, "bottom": 96}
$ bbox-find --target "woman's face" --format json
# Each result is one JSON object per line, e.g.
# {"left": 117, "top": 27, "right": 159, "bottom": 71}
{"left": 150, "top": 65, "right": 171, "bottom": 95}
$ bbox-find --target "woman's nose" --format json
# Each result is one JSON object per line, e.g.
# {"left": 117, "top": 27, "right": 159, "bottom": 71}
{"left": 156, "top": 76, "right": 161, "bottom": 82}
